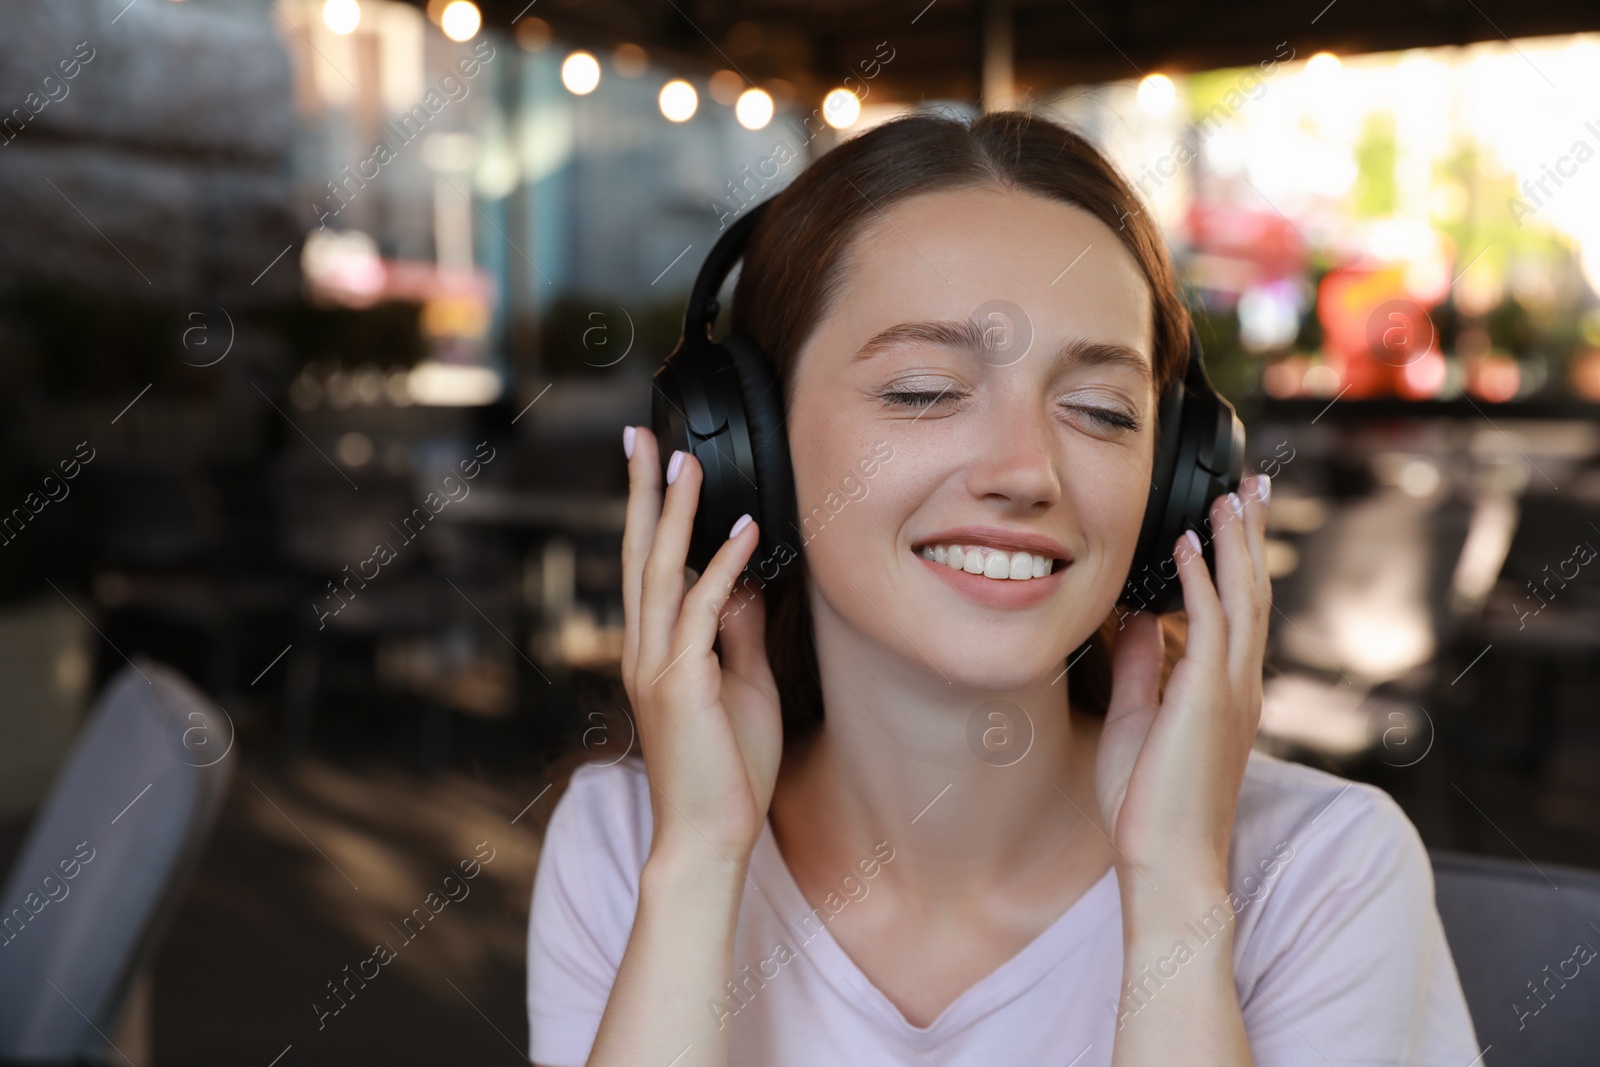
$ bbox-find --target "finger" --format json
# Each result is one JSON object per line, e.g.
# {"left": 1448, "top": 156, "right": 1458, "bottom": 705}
{"left": 621, "top": 425, "right": 663, "bottom": 685}
{"left": 638, "top": 448, "right": 703, "bottom": 672}
{"left": 1175, "top": 527, "right": 1226, "bottom": 668}
{"left": 1106, "top": 608, "right": 1163, "bottom": 715}
{"left": 1208, "top": 490, "right": 1258, "bottom": 687}
{"left": 1240, "top": 473, "right": 1271, "bottom": 586}
{"left": 672, "top": 514, "right": 767, "bottom": 684}
{"left": 717, "top": 566, "right": 773, "bottom": 689}
{"left": 1239, "top": 474, "right": 1274, "bottom": 722}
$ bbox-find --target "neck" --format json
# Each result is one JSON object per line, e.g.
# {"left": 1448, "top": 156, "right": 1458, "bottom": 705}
{"left": 769, "top": 585, "right": 1113, "bottom": 910}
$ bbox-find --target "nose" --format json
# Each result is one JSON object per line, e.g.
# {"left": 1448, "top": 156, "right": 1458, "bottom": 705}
{"left": 962, "top": 385, "right": 1061, "bottom": 512}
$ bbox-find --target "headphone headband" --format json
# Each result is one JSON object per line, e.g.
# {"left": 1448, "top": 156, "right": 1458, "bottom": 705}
{"left": 683, "top": 203, "right": 773, "bottom": 344}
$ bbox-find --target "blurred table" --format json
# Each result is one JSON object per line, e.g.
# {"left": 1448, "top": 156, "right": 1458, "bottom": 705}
{"left": 435, "top": 488, "right": 627, "bottom": 534}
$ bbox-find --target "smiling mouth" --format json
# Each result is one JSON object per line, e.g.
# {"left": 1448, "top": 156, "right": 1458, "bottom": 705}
{"left": 912, "top": 542, "right": 1067, "bottom": 582}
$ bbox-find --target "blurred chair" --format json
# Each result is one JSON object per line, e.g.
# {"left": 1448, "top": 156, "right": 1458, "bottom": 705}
{"left": 93, "top": 462, "right": 222, "bottom": 570}
{"left": 86, "top": 461, "right": 235, "bottom": 698}
{"left": 1431, "top": 850, "right": 1600, "bottom": 1066}
{"left": 272, "top": 457, "right": 480, "bottom": 768}
{"left": 0, "top": 659, "right": 235, "bottom": 1066}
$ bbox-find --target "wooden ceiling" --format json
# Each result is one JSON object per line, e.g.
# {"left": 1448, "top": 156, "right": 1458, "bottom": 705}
{"left": 456, "top": 0, "right": 1599, "bottom": 103}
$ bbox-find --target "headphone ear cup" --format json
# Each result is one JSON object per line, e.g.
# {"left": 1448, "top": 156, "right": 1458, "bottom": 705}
{"left": 722, "top": 332, "right": 799, "bottom": 582}
{"left": 1120, "top": 378, "right": 1245, "bottom": 615}
{"left": 1121, "top": 377, "right": 1188, "bottom": 614}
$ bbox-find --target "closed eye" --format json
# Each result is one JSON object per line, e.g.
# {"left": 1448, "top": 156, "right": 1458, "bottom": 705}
{"left": 879, "top": 388, "right": 1139, "bottom": 432}
{"left": 878, "top": 388, "right": 965, "bottom": 410}
{"left": 1062, "top": 404, "right": 1140, "bottom": 432}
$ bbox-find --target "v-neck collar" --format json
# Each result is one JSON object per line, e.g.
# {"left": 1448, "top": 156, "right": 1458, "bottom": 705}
{"left": 745, "top": 818, "right": 1121, "bottom": 1050}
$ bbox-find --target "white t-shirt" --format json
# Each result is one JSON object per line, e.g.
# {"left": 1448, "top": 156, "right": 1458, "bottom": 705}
{"left": 526, "top": 748, "right": 1481, "bottom": 1066}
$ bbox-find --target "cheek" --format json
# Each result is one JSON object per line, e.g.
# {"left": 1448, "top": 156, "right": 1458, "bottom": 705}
{"left": 788, "top": 385, "right": 866, "bottom": 503}
{"left": 790, "top": 435, "right": 887, "bottom": 540}
{"left": 795, "top": 467, "right": 911, "bottom": 642}
{"left": 786, "top": 404, "right": 917, "bottom": 597}
{"left": 1063, "top": 440, "right": 1154, "bottom": 574}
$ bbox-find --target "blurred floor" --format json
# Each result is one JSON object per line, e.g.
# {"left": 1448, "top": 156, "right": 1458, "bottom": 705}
{"left": 124, "top": 747, "right": 540, "bottom": 1065}
{"left": 1, "top": 672, "right": 1596, "bottom": 1065}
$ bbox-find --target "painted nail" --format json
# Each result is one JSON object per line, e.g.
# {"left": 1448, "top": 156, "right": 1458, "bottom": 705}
{"left": 666, "top": 449, "right": 685, "bottom": 485}
{"left": 1259, "top": 473, "right": 1272, "bottom": 505}
{"left": 1184, "top": 529, "right": 1202, "bottom": 557}
{"left": 622, "top": 425, "right": 635, "bottom": 460}
{"left": 729, "top": 513, "right": 753, "bottom": 539}
{"left": 1227, "top": 492, "right": 1243, "bottom": 517}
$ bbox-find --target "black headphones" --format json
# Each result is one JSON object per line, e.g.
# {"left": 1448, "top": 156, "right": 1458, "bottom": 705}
{"left": 651, "top": 197, "right": 1245, "bottom": 614}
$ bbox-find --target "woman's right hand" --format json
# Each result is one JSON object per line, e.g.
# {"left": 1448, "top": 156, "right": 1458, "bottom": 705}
{"left": 620, "top": 425, "right": 784, "bottom": 867}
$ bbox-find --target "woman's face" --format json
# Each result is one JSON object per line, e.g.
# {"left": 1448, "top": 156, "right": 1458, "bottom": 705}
{"left": 786, "top": 184, "right": 1158, "bottom": 692}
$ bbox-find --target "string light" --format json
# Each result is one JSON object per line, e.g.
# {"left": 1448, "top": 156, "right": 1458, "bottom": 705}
{"left": 562, "top": 51, "right": 601, "bottom": 95}
{"left": 659, "top": 79, "right": 698, "bottom": 122}
{"left": 735, "top": 88, "right": 774, "bottom": 130}
{"left": 439, "top": 0, "right": 480, "bottom": 42}
{"left": 323, "top": 0, "right": 360, "bottom": 35}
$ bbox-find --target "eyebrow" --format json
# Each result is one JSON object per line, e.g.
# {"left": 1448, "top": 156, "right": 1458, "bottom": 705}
{"left": 849, "top": 319, "right": 1153, "bottom": 385}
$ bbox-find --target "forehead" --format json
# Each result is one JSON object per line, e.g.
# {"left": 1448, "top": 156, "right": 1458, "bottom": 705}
{"left": 820, "top": 185, "right": 1154, "bottom": 366}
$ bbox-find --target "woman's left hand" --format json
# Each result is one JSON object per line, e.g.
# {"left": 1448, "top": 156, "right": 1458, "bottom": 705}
{"left": 1093, "top": 473, "right": 1273, "bottom": 892}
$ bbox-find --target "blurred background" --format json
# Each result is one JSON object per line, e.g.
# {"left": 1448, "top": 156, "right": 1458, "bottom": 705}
{"left": 1, "top": 0, "right": 1598, "bottom": 1063}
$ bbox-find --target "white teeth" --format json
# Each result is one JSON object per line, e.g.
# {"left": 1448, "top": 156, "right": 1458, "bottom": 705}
{"left": 917, "top": 544, "right": 1058, "bottom": 582}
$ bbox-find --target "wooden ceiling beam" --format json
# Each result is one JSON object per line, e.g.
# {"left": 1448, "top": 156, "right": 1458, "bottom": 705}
{"left": 459, "top": 0, "right": 1600, "bottom": 100}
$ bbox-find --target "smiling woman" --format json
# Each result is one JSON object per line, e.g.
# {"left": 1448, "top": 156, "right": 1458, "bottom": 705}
{"left": 525, "top": 109, "right": 1480, "bottom": 1067}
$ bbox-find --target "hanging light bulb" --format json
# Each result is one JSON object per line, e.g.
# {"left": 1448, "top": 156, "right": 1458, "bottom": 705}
{"left": 562, "top": 51, "right": 601, "bottom": 95}
{"left": 659, "top": 79, "right": 698, "bottom": 122}
{"left": 1137, "top": 73, "right": 1176, "bottom": 115}
{"left": 439, "top": 0, "right": 480, "bottom": 42}
{"left": 323, "top": 0, "right": 360, "bottom": 35}
{"left": 735, "top": 88, "right": 773, "bottom": 130}
{"left": 822, "top": 88, "right": 859, "bottom": 128}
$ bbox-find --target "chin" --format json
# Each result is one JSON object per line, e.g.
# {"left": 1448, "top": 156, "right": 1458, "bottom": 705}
{"left": 936, "top": 655, "right": 1069, "bottom": 695}
{"left": 903, "top": 578, "right": 1110, "bottom": 689}
{"left": 884, "top": 602, "right": 1095, "bottom": 694}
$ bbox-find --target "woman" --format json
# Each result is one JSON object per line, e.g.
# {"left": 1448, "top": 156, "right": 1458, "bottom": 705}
{"left": 526, "top": 110, "right": 1478, "bottom": 1066}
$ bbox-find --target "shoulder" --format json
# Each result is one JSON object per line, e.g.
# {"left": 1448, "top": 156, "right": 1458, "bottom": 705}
{"left": 527, "top": 756, "right": 655, "bottom": 1062}
{"left": 1228, "top": 747, "right": 1435, "bottom": 930}
{"left": 1234, "top": 747, "right": 1422, "bottom": 864}
{"left": 540, "top": 755, "right": 654, "bottom": 883}
{"left": 528, "top": 756, "right": 654, "bottom": 969}
{"left": 1235, "top": 742, "right": 1414, "bottom": 831}
{"left": 554, "top": 753, "right": 652, "bottom": 820}
{"left": 1224, "top": 755, "right": 1480, "bottom": 1061}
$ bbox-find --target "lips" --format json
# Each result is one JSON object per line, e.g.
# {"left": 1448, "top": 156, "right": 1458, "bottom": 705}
{"left": 909, "top": 526, "right": 1072, "bottom": 609}
{"left": 910, "top": 526, "right": 1072, "bottom": 565}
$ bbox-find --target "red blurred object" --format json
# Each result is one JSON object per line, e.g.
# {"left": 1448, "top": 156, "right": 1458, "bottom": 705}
{"left": 1318, "top": 266, "right": 1440, "bottom": 398}
{"left": 1570, "top": 348, "right": 1600, "bottom": 400}
{"left": 382, "top": 259, "right": 496, "bottom": 306}
{"left": 1183, "top": 200, "right": 1308, "bottom": 290}
{"left": 1467, "top": 355, "right": 1520, "bottom": 402}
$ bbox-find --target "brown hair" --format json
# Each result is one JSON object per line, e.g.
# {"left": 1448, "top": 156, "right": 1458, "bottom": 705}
{"left": 730, "top": 107, "right": 1192, "bottom": 744}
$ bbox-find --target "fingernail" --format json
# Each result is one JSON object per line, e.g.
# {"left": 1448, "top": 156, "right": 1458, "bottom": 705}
{"left": 1184, "top": 529, "right": 1202, "bottom": 557}
{"left": 1260, "top": 473, "right": 1272, "bottom": 506}
{"left": 666, "top": 449, "right": 685, "bottom": 485}
{"left": 1227, "top": 491, "right": 1243, "bottom": 518}
{"left": 622, "top": 425, "right": 635, "bottom": 460}
{"left": 729, "top": 513, "right": 753, "bottom": 539}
